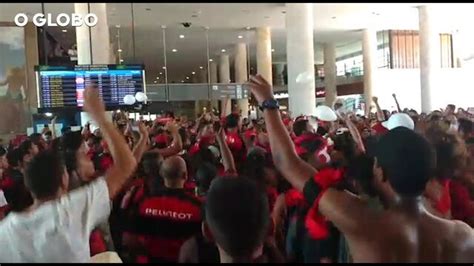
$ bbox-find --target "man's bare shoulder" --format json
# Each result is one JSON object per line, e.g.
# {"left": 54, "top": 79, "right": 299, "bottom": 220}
{"left": 450, "top": 220, "right": 474, "bottom": 262}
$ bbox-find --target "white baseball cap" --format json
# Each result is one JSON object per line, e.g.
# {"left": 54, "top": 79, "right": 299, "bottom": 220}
{"left": 382, "top": 113, "right": 415, "bottom": 130}
{"left": 313, "top": 105, "right": 338, "bottom": 122}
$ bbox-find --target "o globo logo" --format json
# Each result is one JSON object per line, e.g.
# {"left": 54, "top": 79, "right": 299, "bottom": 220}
{"left": 14, "top": 13, "right": 98, "bottom": 27}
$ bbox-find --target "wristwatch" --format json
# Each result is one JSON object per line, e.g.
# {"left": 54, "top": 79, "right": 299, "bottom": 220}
{"left": 259, "top": 98, "right": 280, "bottom": 111}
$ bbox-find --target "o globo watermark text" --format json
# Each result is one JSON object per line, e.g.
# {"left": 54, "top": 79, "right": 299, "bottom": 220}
{"left": 14, "top": 13, "right": 98, "bottom": 27}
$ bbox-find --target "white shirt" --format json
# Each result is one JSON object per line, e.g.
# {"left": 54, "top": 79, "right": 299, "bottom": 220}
{"left": 0, "top": 177, "right": 111, "bottom": 262}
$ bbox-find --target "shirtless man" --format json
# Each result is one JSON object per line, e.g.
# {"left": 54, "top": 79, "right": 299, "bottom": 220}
{"left": 247, "top": 74, "right": 474, "bottom": 263}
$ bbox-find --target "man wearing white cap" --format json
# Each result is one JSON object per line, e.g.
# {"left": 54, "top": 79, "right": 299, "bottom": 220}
{"left": 382, "top": 113, "right": 415, "bottom": 131}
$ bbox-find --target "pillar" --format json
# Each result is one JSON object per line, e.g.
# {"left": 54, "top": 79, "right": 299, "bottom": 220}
{"left": 257, "top": 27, "right": 273, "bottom": 84}
{"left": 286, "top": 3, "right": 315, "bottom": 117}
{"left": 418, "top": 5, "right": 440, "bottom": 113}
{"left": 75, "top": 3, "right": 112, "bottom": 126}
{"left": 219, "top": 54, "right": 232, "bottom": 116}
{"left": 234, "top": 43, "right": 249, "bottom": 118}
{"left": 209, "top": 61, "right": 219, "bottom": 111}
{"left": 323, "top": 42, "right": 337, "bottom": 107}
{"left": 75, "top": 3, "right": 111, "bottom": 64}
{"left": 362, "top": 28, "right": 377, "bottom": 115}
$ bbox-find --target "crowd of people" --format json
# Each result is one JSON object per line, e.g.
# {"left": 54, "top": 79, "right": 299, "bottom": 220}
{"left": 0, "top": 75, "right": 473, "bottom": 262}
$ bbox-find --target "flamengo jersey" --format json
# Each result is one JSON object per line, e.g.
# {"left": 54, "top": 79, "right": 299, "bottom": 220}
{"left": 130, "top": 188, "right": 203, "bottom": 263}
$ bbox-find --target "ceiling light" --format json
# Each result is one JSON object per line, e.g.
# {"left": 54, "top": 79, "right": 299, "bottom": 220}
{"left": 154, "top": 81, "right": 157, "bottom": 83}
{"left": 181, "top": 80, "right": 184, "bottom": 83}
{"left": 115, "top": 24, "right": 121, "bottom": 28}
{"left": 156, "top": 77, "right": 159, "bottom": 79}
{"left": 192, "top": 71, "right": 196, "bottom": 75}
{"left": 199, "top": 66, "right": 203, "bottom": 69}
{"left": 119, "top": 59, "right": 124, "bottom": 62}
{"left": 159, "top": 72, "right": 163, "bottom": 75}
{"left": 179, "top": 34, "right": 185, "bottom": 39}
{"left": 221, "top": 49, "right": 226, "bottom": 53}
{"left": 117, "top": 49, "right": 122, "bottom": 52}
{"left": 246, "top": 26, "right": 251, "bottom": 30}
{"left": 271, "top": 49, "right": 275, "bottom": 52}
{"left": 238, "top": 35, "right": 243, "bottom": 39}
{"left": 62, "top": 29, "right": 67, "bottom": 33}
{"left": 172, "top": 49, "right": 177, "bottom": 52}
{"left": 209, "top": 59, "right": 213, "bottom": 62}
{"left": 162, "top": 66, "right": 166, "bottom": 69}
{"left": 186, "top": 76, "right": 190, "bottom": 80}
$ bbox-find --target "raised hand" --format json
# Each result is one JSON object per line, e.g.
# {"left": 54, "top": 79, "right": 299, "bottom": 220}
{"left": 83, "top": 85, "right": 106, "bottom": 123}
{"left": 392, "top": 93, "right": 397, "bottom": 99}
{"left": 166, "top": 121, "right": 179, "bottom": 135}
{"left": 372, "top": 96, "right": 378, "bottom": 103}
{"left": 138, "top": 121, "right": 149, "bottom": 138}
{"left": 247, "top": 75, "right": 274, "bottom": 105}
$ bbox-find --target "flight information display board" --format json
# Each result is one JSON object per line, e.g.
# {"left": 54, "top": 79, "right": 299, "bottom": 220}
{"left": 35, "top": 64, "right": 146, "bottom": 110}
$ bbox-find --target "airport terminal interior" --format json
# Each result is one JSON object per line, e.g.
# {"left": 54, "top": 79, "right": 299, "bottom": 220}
{"left": 0, "top": 3, "right": 473, "bottom": 263}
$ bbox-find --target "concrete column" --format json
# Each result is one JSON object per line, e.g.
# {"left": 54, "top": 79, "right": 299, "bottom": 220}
{"left": 219, "top": 54, "right": 232, "bottom": 116}
{"left": 256, "top": 27, "right": 273, "bottom": 85}
{"left": 362, "top": 28, "right": 377, "bottom": 115}
{"left": 418, "top": 5, "right": 440, "bottom": 113}
{"left": 286, "top": 3, "right": 316, "bottom": 117}
{"left": 209, "top": 61, "right": 219, "bottom": 110}
{"left": 75, "top": 3, "right": 111, "bottom": 64}
{"left": 75, "top": 3, "right": 112, "bottom": 126}
{"left": 323, "top": 42, "right": 337, "bottom": 107}
{"left": 234, "top": 43, "right": 249, "bottom": 118}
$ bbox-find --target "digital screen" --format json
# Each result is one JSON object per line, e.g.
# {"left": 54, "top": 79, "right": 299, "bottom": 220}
{"left": 35, "top": 64, "right": 146, "bottom": 110}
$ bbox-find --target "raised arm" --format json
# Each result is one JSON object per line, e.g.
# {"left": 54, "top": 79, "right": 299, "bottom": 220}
{"left": 343, "top": 114, "right": 366, "bottom": 154}
{"left": 83, "top": 86, "right": 137, "bottom": 199}
{"left": 248, "top": 75, "right": 371, "bottom": 237}
{"left": 392, "top": 93, "right": 402, "bottom": 112}
{"left": 372, "top": 96, "right": 386, "bottom": 122}
{"left": 216, "top": 127, "right": 236, "bottom": 174}
{"left": 50, "top": 116, "right": 57, "bottom": 140}
{"left": 247, "top": 75, "right": 316, "bottom": 191}
{"left": 132, "top": 122, "right": 150, "bottom": 162}
{"left": 151, "top": 122, "right": 183, "bottom": 158}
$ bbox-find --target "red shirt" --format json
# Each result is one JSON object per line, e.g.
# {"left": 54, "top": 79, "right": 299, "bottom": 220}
{"left": 450, "top": 179, "right": 474, "bottom": 221}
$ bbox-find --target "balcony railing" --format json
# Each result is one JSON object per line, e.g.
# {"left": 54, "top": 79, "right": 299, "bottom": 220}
{"left": 145, "top": 83, "right": 249, "bottom": 102}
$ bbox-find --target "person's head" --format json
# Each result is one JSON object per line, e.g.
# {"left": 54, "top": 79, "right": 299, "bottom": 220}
{"left": 18, "top": 140, "right": 38, "bottom": 167}
{"left": 29, "top": 133, "right": 47, "bottom": 151}
{"left": 446, "top": 104, "right": 456, "bottom": 114}
{"left": 292, "top": 118, "right": 313, "bottom": 137}
{"left": 458, "top": 118, "right": 473, "bottom": 139}
{"left": 6, "top": 148, "right": 20, "bottom": 169}
{"left": 245, "top": 147, "right": 277, "bottom": 188}
{"left": 375, "top": 127, "right": 435, "bottom": 199}
{"left": 24, "top": 150, "right": 69, "bottom": 201}
{"left": 160, "top": 156, "right": 187, "bottom": 188}
{"left": 331, "top": 131, "right": 357, "bottom": 167}
{"left": 204, "top": 177, "right": 269, "bottom": 262}
{"left": 347, "top": 153, "right": 377, "bottom": 198}
{"left": 61, "top": 131, "right": 95, "bottom": 183}
{"left": 195, "top": 162, "right": 217, "bottom": 196}
{"left": 426, "top": 131, "right": 468, "bottom": 179}
{"left": 0, "top": 146, "right": 8, "bottom": 170}
{"left": 141, "top": 151, "right": 164, "bottom": 191}
{"left": 225, "top": 113, "right": 240, "bottom": 131}
{"left": 295, "top": 133, "right": 330, "bottom": 170}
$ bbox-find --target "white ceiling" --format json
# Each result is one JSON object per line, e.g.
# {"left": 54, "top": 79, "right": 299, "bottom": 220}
{"left": 1, "top": 3, "right": 474, "bottom": 83}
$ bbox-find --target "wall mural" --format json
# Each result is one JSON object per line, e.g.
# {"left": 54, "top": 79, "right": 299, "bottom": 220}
{"left": 0, "top": 26, "right": 29, "bottom": 135}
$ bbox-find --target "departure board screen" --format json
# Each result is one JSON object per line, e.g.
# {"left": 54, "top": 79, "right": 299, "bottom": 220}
{"left": 35, "top": 65, "right": 146, "bottom": 110}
